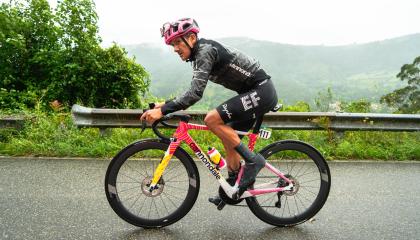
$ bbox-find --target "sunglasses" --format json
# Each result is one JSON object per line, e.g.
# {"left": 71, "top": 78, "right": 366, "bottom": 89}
{"left": 160, "top": 18, "right": 192, "bottom": 37}
{"left": 160, "top": 22, "right": 171, "bottom": 37}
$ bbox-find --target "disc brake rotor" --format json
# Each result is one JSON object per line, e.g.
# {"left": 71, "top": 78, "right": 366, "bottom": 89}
{"left": 282, "top": 175, "right": 300, "bottom": 196}
{"left": 141, "top": 177, "right": 165, "bottom": 197}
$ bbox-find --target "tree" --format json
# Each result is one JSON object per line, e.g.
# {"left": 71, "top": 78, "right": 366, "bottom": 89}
{"left": 0, "top": 0, "right": 57, "bottom": 108}
{"left": 0, "top": 0, "right": 150, "bottom": 110}
{"left": 314, "top": 87, "right": 334, "bottom": 112}
{"left": 381, "top": 56, "right": 420, "bottom": 114}
{"left": 340, "top": 99, "right": 371, "bottom": 113}
{"left": 0, "top": 1, "right": 28, "bottom": 92}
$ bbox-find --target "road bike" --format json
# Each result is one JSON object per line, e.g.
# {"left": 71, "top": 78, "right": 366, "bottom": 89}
{"left": 104, "top": 105, "right": 331, "bottom": 228}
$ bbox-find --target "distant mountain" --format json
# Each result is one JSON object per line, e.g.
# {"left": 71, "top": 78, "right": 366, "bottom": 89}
{"left": 124, "top": 33, "right": 420, "bottom": 109}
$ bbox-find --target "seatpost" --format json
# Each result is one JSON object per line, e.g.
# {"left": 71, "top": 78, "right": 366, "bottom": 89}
{"left": 252, "top": 116, "right": 264, "bottom": 134}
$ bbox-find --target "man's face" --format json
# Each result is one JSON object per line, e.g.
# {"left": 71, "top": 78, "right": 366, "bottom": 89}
{"left": 170, "top": 36, "right": 192, "bottom": 61}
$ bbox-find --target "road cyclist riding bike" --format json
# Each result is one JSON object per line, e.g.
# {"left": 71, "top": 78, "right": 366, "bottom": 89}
{"left": 142, "top": 17, "right": 279, "bottom": 200}
{"left": 104, "top": 18, "right": 331, "bottom": 228}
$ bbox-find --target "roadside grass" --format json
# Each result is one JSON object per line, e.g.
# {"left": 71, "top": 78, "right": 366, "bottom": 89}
{"left": 0, "top": 112, "right": 419, "bottom": 160}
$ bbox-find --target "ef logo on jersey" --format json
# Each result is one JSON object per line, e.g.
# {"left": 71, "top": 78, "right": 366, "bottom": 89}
{"left": 241, "top": 92, "right": 260, "bottom": 111}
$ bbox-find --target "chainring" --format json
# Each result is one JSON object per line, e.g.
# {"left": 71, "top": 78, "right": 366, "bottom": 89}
{"left": 218, "top": 186, "right": 244, "bottom": 205}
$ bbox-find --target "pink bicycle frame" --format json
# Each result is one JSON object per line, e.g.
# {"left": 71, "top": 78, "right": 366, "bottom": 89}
{"left": 151, "top": 121, "right": 294, "bottom": 199}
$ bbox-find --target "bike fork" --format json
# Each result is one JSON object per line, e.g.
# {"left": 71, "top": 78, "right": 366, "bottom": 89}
{"left": 148, "top": 139, "right": 180, "bottom": 191}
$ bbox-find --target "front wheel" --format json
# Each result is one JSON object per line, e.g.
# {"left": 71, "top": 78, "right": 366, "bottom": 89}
{"left": 246, "top": 140, "right": 331, "bottom": 227}
{"left": 105, "top": 139, "right": 200, "bottom": 228}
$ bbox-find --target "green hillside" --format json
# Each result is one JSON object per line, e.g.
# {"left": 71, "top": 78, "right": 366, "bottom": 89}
{"left": 124, "top": 33, "right": 420, "bottom": 108}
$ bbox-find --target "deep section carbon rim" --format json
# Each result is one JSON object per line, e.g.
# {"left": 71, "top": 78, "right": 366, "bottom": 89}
{"left": 105, "top": 141, "right": 199, "bottom": 227}
{"left": 246, "top": 141, "right": 331, "bottom": 226}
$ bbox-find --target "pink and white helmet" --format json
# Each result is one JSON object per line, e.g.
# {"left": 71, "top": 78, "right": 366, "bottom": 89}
{"left": 160, "top": 18, "right": 200, "bottom": 45}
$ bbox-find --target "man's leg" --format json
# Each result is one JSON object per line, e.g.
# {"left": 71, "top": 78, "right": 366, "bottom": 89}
{"left": 224, "top": 146, "right": 242, "bottom": 171}
{"left": 204, "top": 110, "right": 241, "bottom": 171}
{"left": 205, "top": 109, "right": 266, "bottom": 199}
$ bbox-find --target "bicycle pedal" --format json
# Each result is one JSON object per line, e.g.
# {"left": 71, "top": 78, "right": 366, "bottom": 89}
{"left": 217, "top": 201, "right": 226, "bottom": 210}
{"left": 208, "top": 196, "right": 222, "bottom": 206}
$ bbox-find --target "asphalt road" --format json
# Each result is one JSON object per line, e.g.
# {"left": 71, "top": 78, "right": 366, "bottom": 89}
{"left": 1, "top": 158, "right": 419, "bottom": 240}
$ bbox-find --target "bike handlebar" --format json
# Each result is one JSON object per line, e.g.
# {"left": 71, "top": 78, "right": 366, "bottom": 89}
{"left": 142, "top": 103, "right": 191, "bottom": 141}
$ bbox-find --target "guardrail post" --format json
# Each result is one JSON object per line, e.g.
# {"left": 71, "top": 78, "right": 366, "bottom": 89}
{"left": 0, "top": 117, "right": 25, "bottom": 130}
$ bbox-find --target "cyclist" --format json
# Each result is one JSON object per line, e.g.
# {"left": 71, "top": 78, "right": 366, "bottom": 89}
{"left": 140, "top": 18, "right": 278, "bottom": 200}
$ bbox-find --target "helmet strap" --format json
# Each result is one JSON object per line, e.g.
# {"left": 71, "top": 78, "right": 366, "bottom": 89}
{"left": 181, "top": 35, "right": 198, "bottom": 62}
{"left": 181, "top": 36, "right": 195, "bottom": 62}
{"left": 181, "top": 36, "right": 193, "bottom": 51}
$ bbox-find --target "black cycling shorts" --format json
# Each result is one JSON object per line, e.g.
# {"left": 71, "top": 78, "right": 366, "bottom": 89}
{"left": 216, "top": 78, "right": 278, "bottom": 132}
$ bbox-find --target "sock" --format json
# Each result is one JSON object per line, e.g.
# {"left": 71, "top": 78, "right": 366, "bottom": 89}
{"left": 234, "top": 142, "right": 256, "bottom": 163}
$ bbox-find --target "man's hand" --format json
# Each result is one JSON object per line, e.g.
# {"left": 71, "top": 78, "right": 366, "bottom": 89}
{"left": 154, "top": 102, "right": 165, "bottom": 109}
{"left": 140, "top": 108, "right": 163, "bottom": 124}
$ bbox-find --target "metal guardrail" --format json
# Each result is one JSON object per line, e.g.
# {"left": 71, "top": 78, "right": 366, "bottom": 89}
{"left": 71, "top": 104, "right": 420, "bottom": 132}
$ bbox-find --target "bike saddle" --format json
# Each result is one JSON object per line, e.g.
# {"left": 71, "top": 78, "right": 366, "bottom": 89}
{"left": 271, "top": 103, "right": 283, "bottom": 112}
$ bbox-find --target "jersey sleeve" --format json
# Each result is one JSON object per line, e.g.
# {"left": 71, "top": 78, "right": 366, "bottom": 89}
{"left": 161, "top": 46, "right": 217, "bottom": 115}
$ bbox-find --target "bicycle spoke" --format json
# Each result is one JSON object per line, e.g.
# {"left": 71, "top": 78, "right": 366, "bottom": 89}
{"left": 164, "top": 162, "right": 184, "bottom": 179}
{"left": 293, "top": 195, "right": 300, "bottom": 214}
{"left": 272, "top": 199, "right": 280, "bottom": 216}
{"left": 162, "top": 190, "right": 185, "bottom": 201}
{"left": 164, "top": 183, "right": 188, "bottom": 191}
{"left": 129, "top": 193, "right": 143, "bottom": 210}
{"left": 258, "top": 195, "right": 275, "bottom": 206}
{"left": 166, "top": 180, "right": 189, "bottom": 183}
{"left": 152, "top": 198, "right": 160, "bottom": 219}
{"left": 125, "top": 161, "right": 147, "bottom": 179}
{"left": 292, "top": 162, "right": 307, "bottom": 178}
{"left": 119, "top": 172, "right": 142, "bottom": 184}
{"left": 162, "top": 191, "right": 179, "bottom": 209}
{"left": 300, "top": 185, "right": 320, "bottom": 189}
{"left": 300, "top": 178, "right": 320, "bottom": 184}
{"left": 295, "top": 170, "right": 319, "bottom": 178}
{"left": 118, "top": 185, "right": 141, "bottom": 193}
{"left": 120, "top": 189, "right": 142, "bottom": 202}
{"left": 281, "top": 196, "right": 287, "bottom": 217}
{"left": 159, "top": 195, "right": 170, "bottom": 216}
{"left": 164, "top": 165, "right": 187, "bottom": 182}
{"left": 301, "top": 187, "right": 318, "bottom": 196}
{"left": 295, "top": 194, "right": 308, "bottom": 210}
{"left": 287, "top": 160, "right": 295, "bottom": 174}
{"left": 137, "top": 196, "right": 148, "bottom": 216}
{"left": 262, "top": 195, "right": 275, "bottom": 210}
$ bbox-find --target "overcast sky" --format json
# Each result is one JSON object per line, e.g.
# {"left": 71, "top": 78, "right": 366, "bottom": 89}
{"left": 10, "top": 0, "right": 420, "bottom": 46}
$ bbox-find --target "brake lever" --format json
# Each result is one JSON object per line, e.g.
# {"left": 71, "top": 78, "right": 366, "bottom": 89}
{"left": 140, "top": 119, "right": 147, "bottom": 134}
{"left": 140, "top": 107, "right": 150, "bottom": 134}
{"left": 140, "top": 103, "right": 157, "bottom": 134}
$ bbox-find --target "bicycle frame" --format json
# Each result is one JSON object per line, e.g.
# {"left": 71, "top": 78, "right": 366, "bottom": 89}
{"left": 149, "top": 121, "right": 294, "bottom": 199}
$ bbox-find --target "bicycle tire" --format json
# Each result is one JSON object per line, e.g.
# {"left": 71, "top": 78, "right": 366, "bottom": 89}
{"left": 246, "top": 140, "right": 331, "bottom": 227}
{"left": 105, "top": 139, "right": 200, "bottom": 228}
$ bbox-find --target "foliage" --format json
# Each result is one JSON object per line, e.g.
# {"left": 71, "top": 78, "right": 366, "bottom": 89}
{"left": 381, "top": 56, "right": 420, "bottom": 113}
{"left": 0, "top": 110, "right": 418, "bottom": 160}
{"left": 340, "top": 99, "right": 371, "bottom": 113}
{"left": 0, "top": 0, "right": 150, "bottom": 110}
{"left": 280, "top": 101, "right": 311, "bottom": 112}
{"left": 314, "top": 87, "right": 335, "bottom": 111}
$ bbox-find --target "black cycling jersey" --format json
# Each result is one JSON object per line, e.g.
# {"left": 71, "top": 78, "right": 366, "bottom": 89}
{"left": 161, "top": 38, "right": 271, "bottom": 115}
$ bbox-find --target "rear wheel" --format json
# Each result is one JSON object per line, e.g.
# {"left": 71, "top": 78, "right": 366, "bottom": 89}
{"left": 246, "top": 140, "right": 331, "bottom": 227}
{"left": 105, "top": 139, "right": 200, "bottom": 228}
